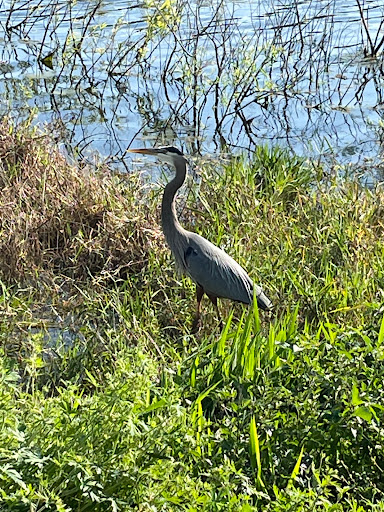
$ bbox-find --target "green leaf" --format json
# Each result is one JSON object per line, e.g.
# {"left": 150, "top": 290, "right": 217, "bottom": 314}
{"left": 287, "top": 445, "right": 304, "bottom": 488}
{"left": 138, "top": 399, "right": 167, "bottom": 416}
{"left": 190, "top": 355, "right": 198, "bottom": 387}
{"left": 252, "top": 291, "right": 260, "bottom": 332}
{"left": 354, "top": 406, "right": 372, "bottom": 422}
{"left": 249, "top": 416, "right": 264, "bottom": 488}
{"left": 351, "top": 383, "right": 363, "bottom": 405}
{"left": 39, "top": 52, "right": 54, "bottom": 69}
{"left": 216, "top": 311, "right": 233, "bottom": 357}
{"left": 1, "top": 465, "right": 28, "bottom": 490}
{"left": 84, "top": 368, "right": 99, "bottom": 388}
{"left": 194, "top": 379, "right": 222, "bottom": 405}
{"left": 378, "top": 314, "right": 384, "bottom": 347}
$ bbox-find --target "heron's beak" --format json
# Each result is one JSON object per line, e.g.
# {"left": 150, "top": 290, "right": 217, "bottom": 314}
{"left": 127, "top": 148, "right": 163, "bottom": 156}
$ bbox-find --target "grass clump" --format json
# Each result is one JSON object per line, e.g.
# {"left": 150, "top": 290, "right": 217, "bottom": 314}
{"left": 1, "top": 120, "right": 384, "bottom": 510}
{"left": 0, "top": 118, "right": 162, "bottom": 283}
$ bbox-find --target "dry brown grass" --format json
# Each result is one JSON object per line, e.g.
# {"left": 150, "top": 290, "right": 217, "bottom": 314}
{"left": 0, "top": 118, "right": 165, "bottom": 285}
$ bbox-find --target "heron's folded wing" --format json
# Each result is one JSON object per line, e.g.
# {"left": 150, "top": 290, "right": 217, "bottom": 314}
{"left": 184, "top": 237, "right": 253, "bottom": 304}
{"left": 184, "top": 233, "right": 272, "bottom": 310}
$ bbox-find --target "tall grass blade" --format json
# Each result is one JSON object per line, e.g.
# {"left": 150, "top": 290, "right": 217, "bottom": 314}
{"left": 287, "top": 445, "right": 304, "bottom": 489}
{"left": 267, "top": 323, "right": 275, "bottom": 362}
{"left": 287, "top": 303, "right": 299, "bottom": 339}
{"left": 216, "top": 310, "right": 233, "bottom": 357}
{"left": 190, "top": 355, "right": 199, "bottom": 388}
{"left": 249, "top": 416, "right": 264, "bottom": 488}
{"left": 252, "top": 290, "right": 261, "bottom": 332}
{"left": 378, "top": 313, "right": 384, "bottom": 347}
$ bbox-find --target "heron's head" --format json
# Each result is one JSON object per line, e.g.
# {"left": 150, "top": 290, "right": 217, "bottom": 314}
{"left": 128, "top": 146, "right": 188, "bottom": 168}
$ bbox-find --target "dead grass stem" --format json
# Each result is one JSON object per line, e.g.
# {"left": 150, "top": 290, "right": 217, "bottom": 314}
{"left": 0, "top": 118, "right": 164, "bottom": 285}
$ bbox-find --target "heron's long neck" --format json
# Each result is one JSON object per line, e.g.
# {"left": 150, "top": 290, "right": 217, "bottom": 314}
{"left": 161, "top": 162, "right": 187, "bottom": 245}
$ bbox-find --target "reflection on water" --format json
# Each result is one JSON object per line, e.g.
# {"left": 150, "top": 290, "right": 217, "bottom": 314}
{"left": 0, "top": 0, "right": 383, "bottom": 172}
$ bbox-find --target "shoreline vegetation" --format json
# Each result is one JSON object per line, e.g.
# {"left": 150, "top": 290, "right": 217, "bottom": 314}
{"left": 1, "top": 119, "right": 384, "bottom": 510}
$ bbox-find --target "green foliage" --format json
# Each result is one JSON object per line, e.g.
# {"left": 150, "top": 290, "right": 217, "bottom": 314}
{"left": 182, "top": 306, "right": 384, "bottom": 510}
{"left": 138, "top": 0, "right": 182, "bottom": 58}
{"left": 1, "top": 124, "right": 384, "bottom": 510}
{"left": 144, "top": 0, "right": 181, "bottom": 35}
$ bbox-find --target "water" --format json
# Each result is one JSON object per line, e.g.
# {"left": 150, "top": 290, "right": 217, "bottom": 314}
{"left": 0, "top": 0, "right": 383, "bottom": 173}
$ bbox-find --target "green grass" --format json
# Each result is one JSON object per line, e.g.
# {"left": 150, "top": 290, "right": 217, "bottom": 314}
{"left": 1, "top": 120, "right": 384, "bottom": 511}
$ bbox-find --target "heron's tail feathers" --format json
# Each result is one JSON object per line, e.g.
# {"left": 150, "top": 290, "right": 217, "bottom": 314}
{"left": 254, "top": 287, "right": 273, "bottom": 311}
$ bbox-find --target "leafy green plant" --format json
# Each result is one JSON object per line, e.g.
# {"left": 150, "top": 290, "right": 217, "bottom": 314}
{"left": 1, "top": 121, "right": 384, "bottom": 510}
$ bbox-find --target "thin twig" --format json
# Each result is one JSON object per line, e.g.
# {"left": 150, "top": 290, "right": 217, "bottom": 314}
{"left": 356, "top": 0, "right": 375, "bottom": 55}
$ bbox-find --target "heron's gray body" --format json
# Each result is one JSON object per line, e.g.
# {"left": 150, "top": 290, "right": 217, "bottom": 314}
{"left": 167, "top": 227, "right": 271, "bottom": 309}
{"left": 185, "top": 231, "right": 254, "bottom": 303}
{"left": 128, "top": 145, "right": 272, "bottom": 327}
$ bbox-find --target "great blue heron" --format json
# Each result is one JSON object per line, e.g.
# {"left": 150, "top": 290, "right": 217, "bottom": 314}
{"left": 128, "top": 146, "right": 272, "bottom": 330}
